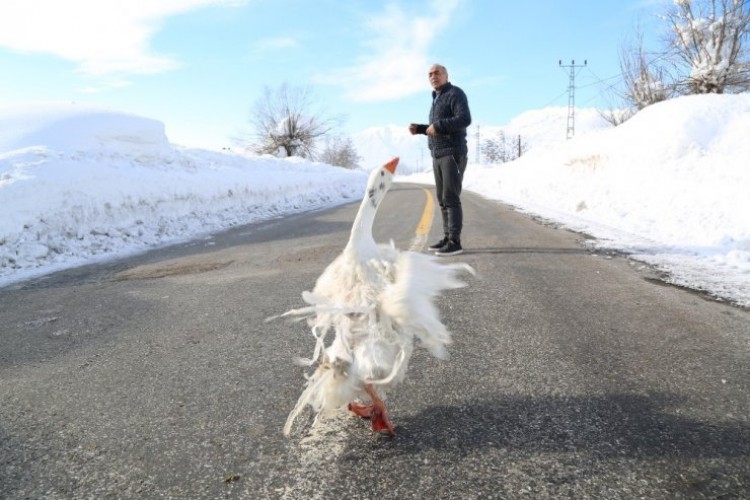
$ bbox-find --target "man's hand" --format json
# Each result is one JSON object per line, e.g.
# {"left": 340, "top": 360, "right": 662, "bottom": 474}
{"left": 409, "top": 123, "right": 430, "bottom": 135}
{"left": 426, "top": 124, "right": 437, "bottom": 136}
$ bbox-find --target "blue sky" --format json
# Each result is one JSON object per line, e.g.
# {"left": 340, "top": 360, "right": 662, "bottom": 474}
{"left": 0, "top": 0, "right": 668, "bottom": 150}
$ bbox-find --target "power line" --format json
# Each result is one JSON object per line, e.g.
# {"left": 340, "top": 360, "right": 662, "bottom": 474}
{"left": 559, "top": 59, "right": 587, "bottom": 139}
{"left": 581, "top": 69, "right": 622, "bottom": 90}
{"left": 579, "top": 68, "right": 626, "bottom": 106}
{"left": 539, "top": 88, "right": 572, "bottom": 109}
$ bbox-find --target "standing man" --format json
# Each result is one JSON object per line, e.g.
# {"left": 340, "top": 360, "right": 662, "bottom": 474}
{"left": 409, "top": 63, "right": 472, "bottom": 256}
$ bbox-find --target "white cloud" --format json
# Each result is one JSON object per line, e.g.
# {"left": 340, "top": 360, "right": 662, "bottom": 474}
{"left": 255, "top": 37, "right": 298, "bottom": 51}
{"left": 78, "top": 78, "right": 133, "bottom": 94}
{"left": 0, "top": 0, "right": 247, "bottom": 77}
{"left": 248, "top": 36, "right": 298, "bottom": 59}
{"left": 315, "top": 0, "right": 462, "bottom": 102}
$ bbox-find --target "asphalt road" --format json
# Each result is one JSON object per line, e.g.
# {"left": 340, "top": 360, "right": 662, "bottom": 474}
{"left": 1, "top": 183, "right": 749, "bottom": 499}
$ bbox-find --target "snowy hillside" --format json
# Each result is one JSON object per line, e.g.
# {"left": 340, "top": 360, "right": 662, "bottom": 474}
{"left": 353, "top": 106, "right": 611, "bottom": 173}
{"left": 477, "top": 106, "right": 612, "bottom": 152}
{"left": 353, "top": 125, "right": 430, "bottom": 174}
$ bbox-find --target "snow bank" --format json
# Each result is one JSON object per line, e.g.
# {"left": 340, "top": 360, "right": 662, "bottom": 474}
{"left": 0, "top": 104, "right": 367, "bottom": 286}
{"left": 405, "top": 94, "right": 750, "bottom": 307}
{"left": 0, "top": 103, "right": 170, "bottom": 155}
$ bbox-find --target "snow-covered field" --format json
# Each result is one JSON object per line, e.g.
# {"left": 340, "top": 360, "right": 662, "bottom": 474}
{"left": 1, "top": 95, "right": 749, "bottom": 307}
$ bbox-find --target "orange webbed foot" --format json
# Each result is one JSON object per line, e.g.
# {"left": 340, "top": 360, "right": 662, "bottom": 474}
{"left": 349, "top": 384, "right": 397, "bottom": 436}
{"left": 369, "top": 403, "right": 396, "bottom": 436}
{"left": 348, "top": 401, "right": 374, "bottom": 419}
{"left": 348, "top": 400, "right": 396, "bottom": 435}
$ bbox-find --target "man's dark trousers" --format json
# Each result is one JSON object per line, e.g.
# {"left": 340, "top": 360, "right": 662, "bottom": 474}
{"left": 432, "top": 154, "right": 467, "bottom": 243}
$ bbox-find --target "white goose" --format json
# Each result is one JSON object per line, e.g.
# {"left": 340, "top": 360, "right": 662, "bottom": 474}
{"left": 275, "top": 157, "right": 473, "bottom": 436}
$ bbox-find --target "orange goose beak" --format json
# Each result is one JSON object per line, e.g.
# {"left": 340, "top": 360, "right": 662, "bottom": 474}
{"left": 383, "top": 157, "right": 399, "bottom": 174}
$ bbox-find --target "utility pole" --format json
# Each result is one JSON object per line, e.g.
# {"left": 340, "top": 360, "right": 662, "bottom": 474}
{"left": 517, "top": 134, "right": 522, "bottom": 159}
{"left": 475, "top": 125, "right": 480, "bottom": 164}
{"left": 559, "top": 59, "right": 587, "bottom": 139}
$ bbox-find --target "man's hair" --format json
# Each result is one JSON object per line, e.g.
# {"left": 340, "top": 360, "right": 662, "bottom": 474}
{"left": 431, "top": 64, "right": 448, "bottom": 76}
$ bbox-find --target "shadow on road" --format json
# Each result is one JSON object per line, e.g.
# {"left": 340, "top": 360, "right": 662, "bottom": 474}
{"left": 357, "top": 392, "right": 749, "bottom": 460}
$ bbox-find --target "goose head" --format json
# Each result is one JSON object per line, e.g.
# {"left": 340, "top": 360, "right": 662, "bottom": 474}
{"left": 365, "top": 157, "right": 398, "bottom": 209}
{"left": 346, "top": 157, "right": 399, "bottom": 256}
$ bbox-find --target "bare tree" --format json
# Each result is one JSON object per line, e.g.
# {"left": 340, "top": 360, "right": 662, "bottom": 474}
{"left": 248, "top": 83, "right": 338, "bottom": 158}
{"left": 598, "top": 106, "right": 636, "bottom": 126}
{"left": 318, "top": 135, "right": 362, "bottom": 169}
{"left": 620, "top": 32, "right": 671, "bottom": 109}
{"left": 480, "top": 131, "right": 505, "bottom": 164}
{"left": 481, "top": 131, "right": 527, "bottom": 164}
{"left": 666, "top": 0, "right": 750, "bottom": 94}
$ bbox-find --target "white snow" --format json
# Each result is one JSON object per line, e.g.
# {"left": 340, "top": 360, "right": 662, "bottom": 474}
{"left": 1, "top": 95, "right": 749, "bottom": 308}
{"left": 0, "top": 103, "right": 367, "bottom": 286}
{"left": 353, "top": 107, "right": 611, "bottom": 174}
{"left": 405, "top": 93, "right": 750, "bottom": 307}
{"left": 353, "top": 124, "right": 429, "bottom": 175}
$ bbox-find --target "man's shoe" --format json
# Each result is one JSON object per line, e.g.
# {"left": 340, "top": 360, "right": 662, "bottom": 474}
{"left": 428, "top": 237, "right": 449, "bottom": 251}
{"left": 435, "top": 240, "right": 463, "bottom": 256}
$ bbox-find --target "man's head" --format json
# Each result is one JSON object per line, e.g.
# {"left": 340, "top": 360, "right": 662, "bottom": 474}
{"left": 428, "top": 64, "right": 449, "bottom": 91}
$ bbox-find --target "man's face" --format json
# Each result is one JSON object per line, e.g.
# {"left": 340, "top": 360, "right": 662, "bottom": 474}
{"left": 428, "top": 66, "right": 448, "bottom": 91}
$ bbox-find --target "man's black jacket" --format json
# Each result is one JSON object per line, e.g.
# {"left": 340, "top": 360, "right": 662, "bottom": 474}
{"left": 416, "top": 82, "right": 472, "bottom": 159}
